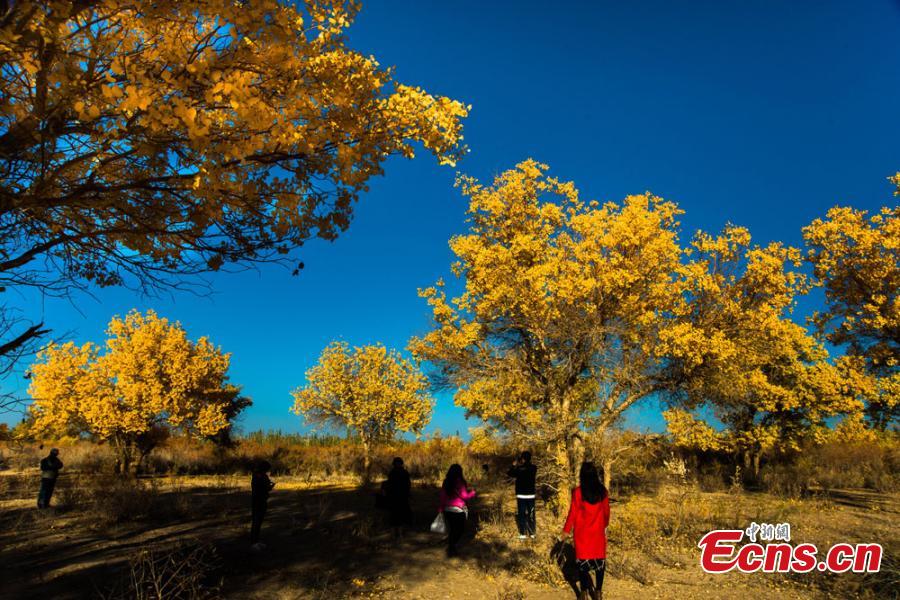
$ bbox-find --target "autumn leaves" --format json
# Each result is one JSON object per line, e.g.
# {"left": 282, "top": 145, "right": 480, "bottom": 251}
{"left": 290, "top": 342, "right": 432, "bottom": 470}
{"left": 409, "top": 161, "right": 898, "bottom": 483}
{"left": 2, "top": 0, "right": 469, "bottom": 355}
{"left": 6, "top": 2, "right": 898, "bottom": 486}
{"left": 27, "top": 311, "right": 247, "bottom": 473}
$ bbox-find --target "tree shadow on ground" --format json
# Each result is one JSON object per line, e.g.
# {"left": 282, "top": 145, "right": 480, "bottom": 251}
{"left": 1, "top": 479, "right": 572, "bottom": 599}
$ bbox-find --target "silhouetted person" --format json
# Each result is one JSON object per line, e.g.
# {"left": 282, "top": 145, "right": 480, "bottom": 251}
{"left": 561, "top": 462, "right": 610, "bottom": 600}
{"left": 383, "top": 457, "right": 412, "bottom": 537}
{"left": 507, "top": 450, "right": 537, "bottom": 538}
{"left": 37, "top": 448, "right": 63, "bottom": 508}
{"left": 439, "top": 463, "right": 476, "bottom": 557}
{"left": 250, "top": 460, "right": 275, "bottom": 545}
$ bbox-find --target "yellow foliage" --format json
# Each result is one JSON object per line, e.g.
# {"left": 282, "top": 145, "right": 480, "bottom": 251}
{"left": 663, "top": 409, "right": 726, "bottom": 452}
{"left": 27, "top": 310, "right": 245, "bottom": 469}
{"left": 830, "top": 413, "right": 879, "bottom": 443}
{"left": 412, "top": 160, "right": 864, "bottom": 480}
{"left": 290, "top": 342, "right": 432, "bottom": 463}
{"left": 803, "top": 203, "right": 900, "bottom": 429}
{"left": 411, "top": 160, "right": 699, "bottom": 479}
{"left": 467, "top": 426, "right": 504, "bottom": 455}
{"left": 2, "top": 0, "right": 468, "bottom": 288}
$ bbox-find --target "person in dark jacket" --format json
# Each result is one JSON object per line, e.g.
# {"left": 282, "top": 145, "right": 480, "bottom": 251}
{"left": 507, "top": 450, "right": 537, "bottom": 538}
{"left": 382, "top": 457, "right": 412, "bottom": 537}
{"left": 37, "top": 448, "right": 63, "bottom": 508}
{"left": 250, "top": 460, "right": 275, "bottom": 545}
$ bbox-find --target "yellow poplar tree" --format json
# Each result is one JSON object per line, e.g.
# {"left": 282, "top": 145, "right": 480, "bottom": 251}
{"left": 411, "top": 160, "right": 862, "bottom": 487}
{"left": 803, "top": 203, "right": 899, "bottom": 429}
{"left": 27, "top": 310, "right": 248, "bottom": 472}
{"left": 291, "top": 342, "right": 432, "bottom": 471}
{"left": 0, "top": 0, "right": 468, "bottom": 366}
{"left": 410, "top": 160, "right": 719, "bottom": 485}
{"left": 666, "top": 225, "right": 862, "bottom": 478}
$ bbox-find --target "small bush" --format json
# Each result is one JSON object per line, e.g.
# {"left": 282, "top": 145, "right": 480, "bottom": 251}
{"left": 494, "top": 582, "right": 526, "bottom": 600}
{"left": 101, "top": 541, "right": 221, "bottom": 600}
{"left": 59, "top": 476, "right": 191, "bottom": 526}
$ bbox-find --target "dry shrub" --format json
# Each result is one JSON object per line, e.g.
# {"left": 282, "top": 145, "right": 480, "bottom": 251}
{"left": 0, "top": 471, "right": 35, "bottom": 500}
{"left": 56, "top": 476, "right": 91, "bottom": 509}
{"left": 1, "top": 440, "right": 115, "bottom": 473}
{"left": 494, "top": 582, "right": 526, "bottom": 600}
{"left": 603, "top": 484, "right": 799, "bottom": 586}
{"left": 1, "top": 441, "right": 44, "bottom": 471}
{"left": 803, "top": 440, "right": 899, "bottom": 492}
{"left": 6, "top": 432, "right": 522, "bottom": 486}
{"left": 62, "top": 441, "right": 117, "bottom": 472}
{"left": 611, "top": 505, "right": 659, "bottom": 552}
{"left": 760, "top": 460, "right": 814, "bottom": 498}
{"left": 584, "top": 429, "right": 668, "bottom": 497}
{"left": 865, "top": 549, "right": 900, "bottom": 599}
{"left": 754, "top": 439, "right": 900, "bottom": 497}
{"left": 610, "top": 483, "right": 793, "bottom": 549}
{"left": 670, "top": 437, "right": 900, "bottom": 497}
{"left": 350, "top": 513, "right": 377, "bottom": 542}
{"left": 472, "top": 491, "right": 569, "bottom": 588}
{"left": 292, "top": 493, "right": 333, "bottom": 533}
{"left": 144, "top": 437, "right": 220, "bottom": 475}
{"left": 383, "top": 434, "right": 473, "bottom": 483}
{"left": 786, "top": 540, "right": 899, "bottom": 600}
{"left": 61, "top": 475, "right": 191, "bottom": 526}
{"left": 100, "top": 541, "right": 221, "bottom": 600}
{"left": 606, "top": 549, "right": 653, "bottom": 586}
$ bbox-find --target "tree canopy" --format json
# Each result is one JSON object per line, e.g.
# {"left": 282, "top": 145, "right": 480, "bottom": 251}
{"left": 291, "top": 341, "right": 432, "bottom": 469}
{"left": 27, "top": 309, "right": 249, "bottom": 471}
{"left": 803, "top": 205, "right": 899, "bottom": 429}
{"left": 410, "top": 160, "right": 860, "bottom": 484}
{"left": 0, "top": 0, "right": 468, "bottom": 372}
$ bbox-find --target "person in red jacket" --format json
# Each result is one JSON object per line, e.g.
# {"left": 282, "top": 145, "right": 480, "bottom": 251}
{"left": 561, "top": 461, "right": 610, "bottom": 600}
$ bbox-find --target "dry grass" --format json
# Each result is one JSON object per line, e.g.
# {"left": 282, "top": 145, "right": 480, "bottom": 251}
{"left": 2, "top": 433, "right": 898, "bottom": 599}
{"left": 98, "top": 541, "right": 221, "bottom": 600}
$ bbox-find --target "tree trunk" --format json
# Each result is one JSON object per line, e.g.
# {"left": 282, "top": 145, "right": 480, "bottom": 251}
{"left": 553, "top": 431, "right": 585, "bottom": 518}
{"left": 117, "top": 448, "right": 133, "bottom": 476}
{"left": 600, "top": 456, "right": 612, "bottom": 490}
{"left": 562, "top": 430, "right": 584, "bottom": 488}
{"left": 113, "top": 437, "right": 135, "bottom": 477}
{"left": 361, "top": 438, "right": 372, "bottom": 478}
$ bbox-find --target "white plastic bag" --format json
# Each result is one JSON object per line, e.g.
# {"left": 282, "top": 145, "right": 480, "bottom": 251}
{"left": 430, "top": 512, "right": 446, "bottom": 534}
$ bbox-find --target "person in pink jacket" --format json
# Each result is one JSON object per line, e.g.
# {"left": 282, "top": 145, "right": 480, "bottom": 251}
{"left": 439, "top": 463, "right": 476, "bottom": 557}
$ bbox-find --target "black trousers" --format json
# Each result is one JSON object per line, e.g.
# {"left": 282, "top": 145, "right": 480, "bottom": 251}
{"left": 443, "top": 510, "right": 466, "bottom": 556}
{"left": 37, "top": 478, "right": 57, "bottom": 508}
{"left": 250, "top": 502, "right": 267, "bottom": 543}
{"left": 577, "top": 558, "right": 606, "bottom": 593}
{"left": 515, "top": 497, "right": 536, "bottom": 535}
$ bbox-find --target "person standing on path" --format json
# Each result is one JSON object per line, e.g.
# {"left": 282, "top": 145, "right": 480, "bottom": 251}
{"left": 37, "top": 448, "right": 63, "bottom": 508}
{"left": 250, "top": 460, "right": 275, "bottom": 546}
{"left": 561, "top": 462, "right": 610, "bottom": 600}
{"left": 507, "top": 450, "right": 537, "bottom": 539}
{"left": 383, "top": 456, "right": 412, "bottom": 538}
{"left": 439, "top": 463, "right": 476, "bottom": 557}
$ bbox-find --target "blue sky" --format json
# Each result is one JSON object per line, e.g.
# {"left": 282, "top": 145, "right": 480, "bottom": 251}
{"left": 6, "top": 0, "right": 900, "bottom": 436}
